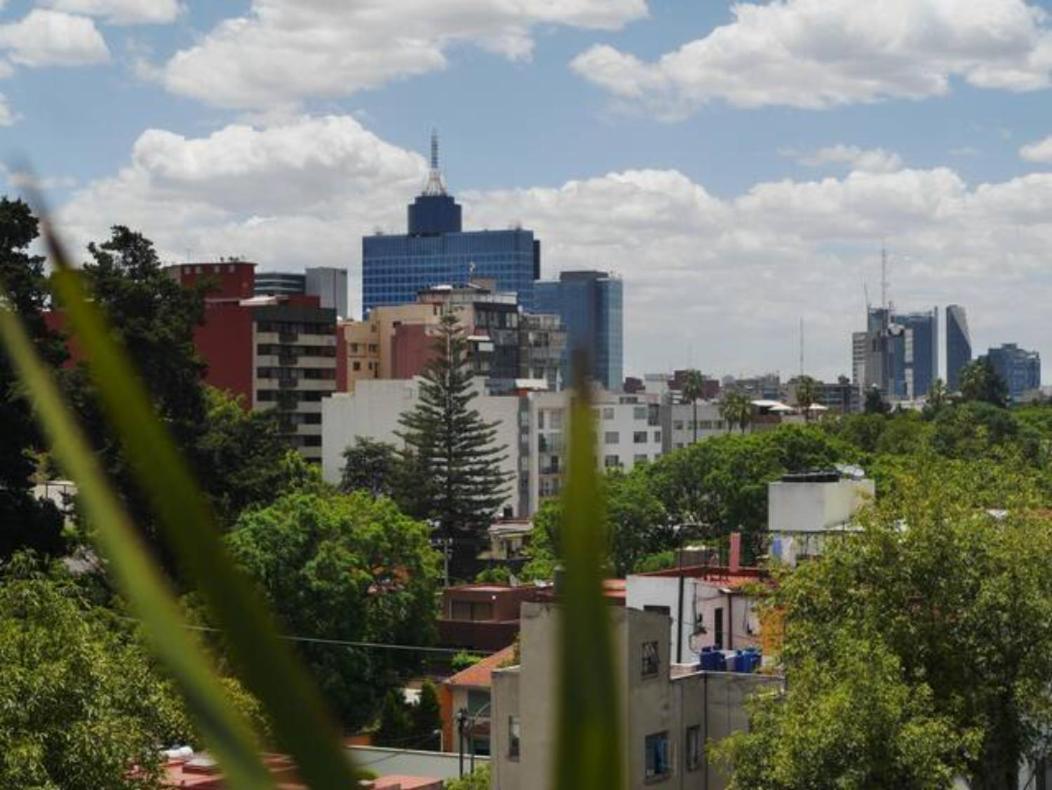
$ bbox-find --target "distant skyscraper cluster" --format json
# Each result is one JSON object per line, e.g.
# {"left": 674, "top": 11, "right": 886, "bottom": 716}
{"left": 852, "top": 296, "right": 1041, "bottom": 403}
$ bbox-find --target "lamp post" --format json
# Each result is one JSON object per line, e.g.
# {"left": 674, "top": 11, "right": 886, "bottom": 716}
{"left": 456, "top": 707, "right": 467, "bottom": 777}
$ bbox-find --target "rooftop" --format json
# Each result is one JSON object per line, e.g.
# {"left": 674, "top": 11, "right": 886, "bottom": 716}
{"left": 445, "top": 643, "right": 517, "bottom": 689}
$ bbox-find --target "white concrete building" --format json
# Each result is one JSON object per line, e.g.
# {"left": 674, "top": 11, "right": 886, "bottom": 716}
{"left": 767, "top": 470, "right": 875, "bottom": 564}
{"left": 490, "top": 602, "right": 781, "bottom": 790}
{"left": 322, "top": 381, "right": 663, "bottom": 517}
{"left": 626, "top": 565, "right": 765, "bottom": 667}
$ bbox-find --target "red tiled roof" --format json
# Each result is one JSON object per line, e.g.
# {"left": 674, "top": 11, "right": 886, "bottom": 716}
{"left": 445, "top": 644, "right": 517, "bottom": 689}
{"left": 640, "top": 565, "right": 769, "bottom": 591}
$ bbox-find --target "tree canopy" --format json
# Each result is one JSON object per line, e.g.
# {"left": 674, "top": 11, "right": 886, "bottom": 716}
{"left": 226, "top": 490, "right": 441, "bottom": 728}
{"left": 717, "top": 463, "right": 1052, "bottom": 788}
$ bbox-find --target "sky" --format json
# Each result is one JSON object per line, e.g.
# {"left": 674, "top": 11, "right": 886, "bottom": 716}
{"left": 3, "top": 0, "right": 1052, "bottom": 383}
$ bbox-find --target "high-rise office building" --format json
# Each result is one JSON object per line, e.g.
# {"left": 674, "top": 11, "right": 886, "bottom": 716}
{"left": 857, "top": 306, "right": 938, "bottom": 401}
{"left": 255, "top": 267, "right": 349, "bottom": 318}
{"left": 895, "top": 308, "right": 938, "bottom": 399}
{"left": 945, "top": 305, "right": 971, "bottom": 392}
{"left": 535, "top": 270, "right": 623, "bottom": 391}
{"left": 985, "top": 343, "right": 1041, "bottom": 400}
{"left": 362, "top": 132, "right": 540, "bottom": 314}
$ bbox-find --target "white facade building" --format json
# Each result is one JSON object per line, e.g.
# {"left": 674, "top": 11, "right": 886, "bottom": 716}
{"left": 322, "top": 381, "right": 664, "bottom": 517}
{"left": 767, "top": 471, "right": 875, "bottom": 564}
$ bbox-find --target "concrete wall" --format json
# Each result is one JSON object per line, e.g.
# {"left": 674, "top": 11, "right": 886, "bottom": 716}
{"left": 703, "top": 673, "right": 782, "bottom": 789}
{"left": 767, "top": 478, "right": 875, "bottom": 533}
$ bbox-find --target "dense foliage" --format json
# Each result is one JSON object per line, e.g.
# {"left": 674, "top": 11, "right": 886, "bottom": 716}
{"left": 226, "top": 490, "right": 441, "bottom": 729}
{"left": 0, "top": 559, "right": 194, "bottom": 789}
{"left": 715, "top": 463, "right": 1052, "bottom": 788}
{"left": 0, "top": 198, "right": 66, "bottom": 560}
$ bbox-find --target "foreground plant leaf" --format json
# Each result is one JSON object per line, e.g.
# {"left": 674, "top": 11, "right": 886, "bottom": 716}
{"left": 553, "top": 371, "right": 623, "bottom": 789}
{"left": 38, "top": 218, "right": 357, "bottom": 788}
{"left": 0, "top": 305, "right": 274, "bottom": 788}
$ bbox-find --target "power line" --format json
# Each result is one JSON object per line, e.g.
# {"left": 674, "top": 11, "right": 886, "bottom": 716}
{"left": 117, "top": 617, "right": 494, "bottom": 656}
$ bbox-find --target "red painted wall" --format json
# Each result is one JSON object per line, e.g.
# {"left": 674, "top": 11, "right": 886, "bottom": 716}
{"left": 195, "top": 302, "right": 254, "bottom": 407}
{"left": 166, "top": 261, "right": 255, "bottom": 300}
{"left": 391, "top": 323, "right": 436, "bottom": 379}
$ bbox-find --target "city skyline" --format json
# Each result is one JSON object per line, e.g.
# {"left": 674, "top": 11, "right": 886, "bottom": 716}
{"left": 3, "top": 1, "right": 1052, "bottom": 381}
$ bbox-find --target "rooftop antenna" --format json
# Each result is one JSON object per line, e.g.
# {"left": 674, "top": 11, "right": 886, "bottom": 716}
{"left": 880, "top": 242, "right": 889, "bottom": 312}
{"left": 423, "top": 128, "right": 447, "bottom": 196}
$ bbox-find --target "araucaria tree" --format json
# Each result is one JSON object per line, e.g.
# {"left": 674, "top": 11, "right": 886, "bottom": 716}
{"left": 398, "top": 311, "right": 511, "bottom": 580}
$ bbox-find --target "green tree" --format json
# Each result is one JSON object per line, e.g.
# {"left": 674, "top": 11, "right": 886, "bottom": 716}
{"left": 226, "top": 490, "right": 441, "bottom": 729}
{"left": 718, "top": 391, "right": 752, "bottom": 434}
{"left": 0, "top": 561, "right": 195, "bottom": 789}
{"left": 374, "top": 688, "right": 413, "bottom": 747}
{"left": 397, "top": 312, "right": 511, "bottom": 579}
{"left": 445, "top": 764, "right": 490, "bottom": 790}
{"left": 864, "top": 386, "right": 890, "bottom": 415}
{"left": 960, "top": 358, "right": 1009, "bottom": 407}
{"left": 0, "top": 197, "right": 66, "bottom": 560}
{"left": 413, "top": 680, "right": 442, "bottom": 749}
{"left": 794, "top": 375, "right": 820, "bottom": 422}
{"left": 924, "top": 377, "right": 949, "bottom": 417}
{"left": 713, "top": 630, "right": 969, "bottom": 789}
{"left": 681, "top": 369, "right": 705, "bottom": 444}
{"left": 340, "top": 437, "right": 401, "bottom": 498}
{"left": 721, "top": 465, "right": 1052, "bottom": 788}
{"left": 195, "top": 387, "right": 292, "bottom": 527}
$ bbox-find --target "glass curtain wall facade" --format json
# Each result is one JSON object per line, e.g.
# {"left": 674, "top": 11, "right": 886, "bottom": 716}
{"left": 945, "top": 304, "right": 972, "bottom": 392}
{"left": 363, "top": 230, "right": 539, "bottom": 314}
{"left": 536, "top": 271, "right": 623, "bottom": 391}
{"left": 986, "top": 343, "right": 1041, "bottom": 400}
{"left": 894, "top": 308, "right": 938, "bottom": 399}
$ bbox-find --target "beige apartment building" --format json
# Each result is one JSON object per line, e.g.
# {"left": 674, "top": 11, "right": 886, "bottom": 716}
{"left": 490, "top": 602, "right": 781, "bottom": 790}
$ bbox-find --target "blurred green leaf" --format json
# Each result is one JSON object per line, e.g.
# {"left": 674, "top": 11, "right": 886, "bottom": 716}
{"left": 553, "top": 380, "right": 623, "bottom": 789}
{"left": 0, "top": 305, "right": 274, "bottom": 787}
{"left": 36, "top": 219, "right": 357, "bottom": 787}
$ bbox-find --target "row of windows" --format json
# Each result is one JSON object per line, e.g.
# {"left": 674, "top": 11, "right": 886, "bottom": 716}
{"left": 347, "top": 342, "right": 379, "bottom": 354}
{"left": 673, "top": 420, "right": 727, "bottom": 431}
{"left": 256, "top": 344, "right": 336, "bottom": 357}
{"left": 603, "top": 454, "right": 655, "bottom": 468}
{"left": 256, "top": 390, "right": 325, "bottom": 403}
{"left": 256, "top": 322, "right": 334, "bottom": 335}
{"left": 257, "top": 368, "right": 335, "bottom": 380}
{"left": 604, "top": 431, "right": 661, "bottom": 445}
{"left": 502, "top": 715, "right": 699, "bottom": 777}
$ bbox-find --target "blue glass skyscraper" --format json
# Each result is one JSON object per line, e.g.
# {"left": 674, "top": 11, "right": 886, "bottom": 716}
{"left": 945, "top": 305, "right": 971, "bottom": 392}
{"left": 535, "top": 270, "right": 623, "bottom": 391}
{"left": 986, "top": 343, "right": 1041, "bottom": 400}
{"left": 894, "top": 308, "right": 938, "bottom": 399}
{"left": 362, "top": 133, "right": 540, "bottom": 315}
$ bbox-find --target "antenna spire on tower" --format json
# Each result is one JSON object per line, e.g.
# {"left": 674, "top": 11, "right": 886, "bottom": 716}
{"left": 423, "top": 128, "right": 447, "bottom": 196}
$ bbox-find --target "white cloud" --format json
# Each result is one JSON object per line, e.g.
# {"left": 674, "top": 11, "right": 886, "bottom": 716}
{"left": 1019, "top": 134, "right": 1052, "bottom": 162}
{"left": 571, "top": 0, "right": 1052, "bottom": 117}
{"left": 0, "top": 93, "right": 15, "bottom": 126}
{"left": 0, "top": 9, "right": 109, "bottom": 67}
{"left": 39, "top": 0, "right": 181, "bottom": 25}
{"left": 56, "top": 115, "right": 1052, "bottom": 379}
{"left": 791, "top": 145, "right": 904, "bottom": 173}
{"left": 160, "top": 0, "right": 648, "bottom": 108}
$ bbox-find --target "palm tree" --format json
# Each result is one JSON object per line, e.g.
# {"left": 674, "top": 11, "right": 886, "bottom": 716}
{"left": 719, "top": 392, "right": 752, "bottom": 434}
{"left": 794, "top": 375, "right": 820, "bottom": 423}
{"left": 681, "top": 369, "right": 704, "bottom": 444}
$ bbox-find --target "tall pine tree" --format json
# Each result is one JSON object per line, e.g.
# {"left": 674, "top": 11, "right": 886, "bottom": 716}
{"left": 0, "top": 197, "right": 66, "bottom": 560}
{"left": 397, "top": 311, "right": 510, "bottom": 580}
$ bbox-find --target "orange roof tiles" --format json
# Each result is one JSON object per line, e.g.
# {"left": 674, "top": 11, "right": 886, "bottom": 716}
{"left": 445, "top": 644, "right": 517, "bottom": 690}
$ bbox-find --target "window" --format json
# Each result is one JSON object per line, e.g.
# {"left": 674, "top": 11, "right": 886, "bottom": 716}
{"left": 633, "top": 431, "right": 647, "bottom": 444}
{"left": 686, "top": 725, "right": 701, "bottom": 771}
{"left": 634, "top": 406, "right": 647, "bottom": 420}
{"left": 714, "top": 607, "right": 724, "bottom": 650}
{"left": 645, "top": 732, "right": 670, "bottom": 780}
{"left": 653, "top": 431, "right": 662, "bottom": 443}
{"left": 644, "top": 604, "right": 671, "bottom": 617}
{"left": 634, "top": 454, "right": 649, "bottom": 465}
{"left": 641, "top": 640, "right": 659, "bottom": 678}
{"left": 604, "top": 455, "right": 621, "bottom": 469}
{"left": 508, "top": 716, "right": 521, "bottom": 760}
{"left": 605, "top": 432, "right": 619, "bottom": 445}
{"left": 450, "top": 601, "right": 495, "bottom": 621}
{"left": 673, "top": 420, "right": 684, "bottom": 430}
{"left": 602, "top": 407, "right": 615, "bottom": 420}
{"left": 352, "top": 361, "right": 361, "bottom": 371}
